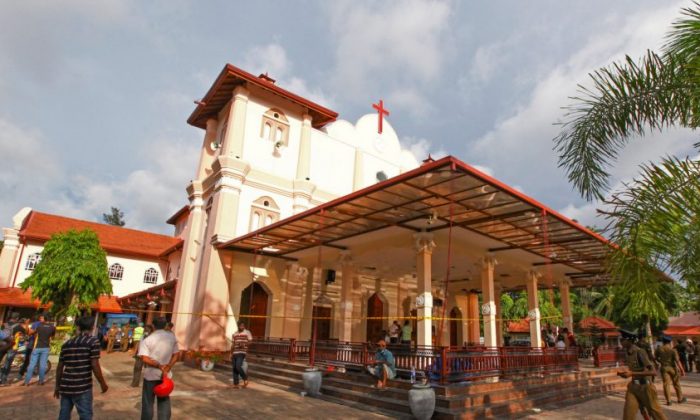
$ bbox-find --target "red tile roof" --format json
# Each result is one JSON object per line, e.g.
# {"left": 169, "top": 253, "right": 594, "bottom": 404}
{"left": 507, "top": 319, "right": 530, "bottom": 333}
{"left": 578, "top": 316, "right": 617, "bottom": 331}
{"left": 0, "top": 287, "right": 122, "bottom": 313}
{"left": 664, "top": 325, "right": 700, "bottom": 336}
{"left": 19, "top": 211, "right": 182, "bottom": 259}
{"left": 667, "top": 311, "right": 700, "bottom": 327}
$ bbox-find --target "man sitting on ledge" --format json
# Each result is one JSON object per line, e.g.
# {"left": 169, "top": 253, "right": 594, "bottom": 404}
{"left": 367, "top": 340, "right": 396, "bottom": 389}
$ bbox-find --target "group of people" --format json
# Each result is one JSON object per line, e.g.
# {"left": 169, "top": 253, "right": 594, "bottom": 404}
{"left": 617, "top": 329, "right": 697, "bottom": 420}
{"left": 54, "top": 315, "right": 178, "bottom": 420}
{"left": 0, "top": 312, "right": 56, "bottom": 386}
{"left": 542, "top": 325, "right": 577, "bottom": 349}
{"left": 382, "top": 320, "right": 413, "bottom": 345}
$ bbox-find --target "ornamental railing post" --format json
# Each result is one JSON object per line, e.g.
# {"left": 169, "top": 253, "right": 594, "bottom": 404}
{"left": 440, "top": 346, "right": 448, "bottom": 384}
{"left": 289, "top": 338, "right": 296, "bottom": 362}
{"left": 362, "top": 343, "right": 368, "bottom": 366}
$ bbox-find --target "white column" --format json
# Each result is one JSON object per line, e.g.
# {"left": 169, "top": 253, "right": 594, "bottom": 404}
{"left": 295, "top": 113, "right": 313, "bottom": 180}
{"left": 526, "top": 270, "right": 542, "bottom": 348}
{"left": 339, "top": 251, "right": 354, "bottom": 342}
{"left": 221, "top": 86, "right": 249, "bottom": 159}
{"left": 481, "top": 256, "right": 498, "bottom": 348}
{"left": 352, "top": 148, "right": 364, "bottom": 191}
{"left": 559, "top": 279, "right": 573, "bottom": 333}
{"left": 299, "top": 266, "right": 315, "bottom": 340}
{"left": 414, "top": 232, "right": 436, "bottom": 347}
{"left": 494, "top": 280, "right": 504, "bottom": 346}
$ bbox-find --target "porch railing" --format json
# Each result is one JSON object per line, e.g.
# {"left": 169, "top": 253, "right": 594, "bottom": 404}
{"left": 246, "top": 338, "right": 580, "bottom": 383}
{"left": 593, "top": 346, "right": 626, "bottom": 368}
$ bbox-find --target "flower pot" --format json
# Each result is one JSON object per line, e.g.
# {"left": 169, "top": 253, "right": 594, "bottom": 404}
{"left": 301, "top": 367, "right": 322, "bottom": 397}
{"left": 408, "top": 383, "right": 435, "bottom": 420}
{"left": 200, "top": 359, "right": 215, "bottom": 372}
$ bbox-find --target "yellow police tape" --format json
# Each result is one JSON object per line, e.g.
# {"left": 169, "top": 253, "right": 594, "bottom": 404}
{"left": 114, "top": 306, "right": 562, "bottom": 323}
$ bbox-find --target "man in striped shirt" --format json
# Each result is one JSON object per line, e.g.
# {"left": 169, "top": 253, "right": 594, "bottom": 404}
{"left": 55, "top": 316, "right": 109, "bottom": 420}
{"left": 231, "top": 322, "right": 253, "bottom": 388}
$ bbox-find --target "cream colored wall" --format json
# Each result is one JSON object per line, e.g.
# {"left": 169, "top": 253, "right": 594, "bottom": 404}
{"left": 12, "top": 241, "right": 168, "bottom": 297}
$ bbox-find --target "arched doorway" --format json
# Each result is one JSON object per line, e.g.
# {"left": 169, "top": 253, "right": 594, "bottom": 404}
{"left": 450, "top": 307, "right": 462, "bottom": 347}
{"left": 240, "top": 282, "right": 269, "bottom": 337}
{"left": 366, "top": 293, "right": 384, "bottom": 342}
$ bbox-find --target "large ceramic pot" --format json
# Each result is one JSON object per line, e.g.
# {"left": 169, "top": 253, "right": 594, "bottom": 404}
{"left": 302, "top": 367, "right": 322, "bottom": 397}
{"left": 200, "top": 359, "right": 215, "bottom": 372}
{"left": 408, "top": 383, "right": 435, "bottom": 420}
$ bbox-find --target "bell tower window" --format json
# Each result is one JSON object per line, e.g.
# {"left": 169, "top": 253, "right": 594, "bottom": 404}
{"left": 249, "top": 196, "right": 280, "bottom": 231}
{"left": 260, "top": 109, "right": 289, "bottom": 146}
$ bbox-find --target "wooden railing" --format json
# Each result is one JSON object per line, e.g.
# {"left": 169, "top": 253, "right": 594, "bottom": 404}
{"left": 246, "top": 338, "right": 580, "bottom": 383}
{"left": 593, "top": 346, "right": 626, "bottom": 367}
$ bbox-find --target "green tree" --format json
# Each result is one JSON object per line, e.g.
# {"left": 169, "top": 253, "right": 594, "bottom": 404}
{"left": 553, "top": 3, "right": 700, "bottom": 328}
{"left": 21, "top": 229, "right": 112, "bottom": 317}
{"left": 102, "top": 207, "right": 126, "bottom": 226}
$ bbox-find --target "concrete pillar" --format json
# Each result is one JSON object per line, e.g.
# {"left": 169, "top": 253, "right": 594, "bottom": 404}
{"left": 481, "top": 256, "right": 498, "bottom": 348}
{"left": 559, "top": 279, "right": 573, "bottom": 333}
{"left": 300, "top": 267, "right": 320, "bottom": 340}
{"left": 221, "top": 86, "right": 249, "bottom": 159}
{"left": 195, "top": 118, "right": 219, "bottom": 180}
{"left": 494, "top": 280, "right": 504, "bottom": 346}
{"left": 338, "top": 251, "right": 354, "bottom": 342}
{"left": 466, "top": 292, "right": 480, "bottom": 345}
{"left": 282, "top": 263, "right": 305, "bottom": 338}
{"left": 526, "top": 270, "right": 543, "bottom": 348}
{"left": 414, "top": 232, "right": 436, "bottom": 347}
{"left": 353, "top": 148, "right": 364, "bottom": 191}
{"left": 454, "top": 294, "right": 470, "bottom": 347}
{"left": 0, "top": 227, "right": 20, "bottom": 288}
{"left": 172, "top": 182, "right": 205, "bottom": 349}
{"left": 295, "top": 114, "right": 313, "bottom": 180}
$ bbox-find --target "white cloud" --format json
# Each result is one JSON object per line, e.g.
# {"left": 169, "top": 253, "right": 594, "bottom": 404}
{"left": 400, "top": 136, "right": 447, "bottom": 162}
{"left": 241, "top": 43, "right": 290, "bottom": 78}
{"left": 467, "top": 2, "right": 693, "bottom": 210}
{"left": 326, "top": 0, "right": 453, "bottom": 105}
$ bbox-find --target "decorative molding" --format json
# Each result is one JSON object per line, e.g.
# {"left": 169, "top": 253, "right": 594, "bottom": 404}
{"left": 338, "top": 250, "right": 353, "bottom": 267}
{"left": 528, "top": 308, "right": 540, "bottom": 320}
{"left": 481, "top": 303, "right": 494, "bottom": 316}
{"left": 481, "top": 255, "right": 498, "bottom": 269}
{"left": 413, "top": 232, "right": 436, "bottom": 254}
{"left": 416, "top": 292, "right": 433, "bottom": 308}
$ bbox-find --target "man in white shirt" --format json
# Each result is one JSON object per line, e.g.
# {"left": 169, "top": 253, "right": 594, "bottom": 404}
{"left": 138, "top": 317, "right": 179, "bottom": 420}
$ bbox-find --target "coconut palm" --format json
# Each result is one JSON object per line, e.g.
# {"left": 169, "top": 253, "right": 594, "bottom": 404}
{"left": 554, "top": 3, "right": 700, "bottom": 321}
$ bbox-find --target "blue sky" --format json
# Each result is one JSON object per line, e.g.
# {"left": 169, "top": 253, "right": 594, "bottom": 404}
{"left": 1, "top": 0, "right": 696, "bottom": 236}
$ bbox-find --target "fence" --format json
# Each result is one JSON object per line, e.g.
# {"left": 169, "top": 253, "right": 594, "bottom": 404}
{"left": 593, "top": 347, "right": 626, "bottom": 367}
{"left": 246, "top": 338, "right": 579, "bottom": 384}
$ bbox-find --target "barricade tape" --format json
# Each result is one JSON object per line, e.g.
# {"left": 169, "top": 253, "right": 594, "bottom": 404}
{"left": 114, "top": 306, "right": 562, "bottom": 323}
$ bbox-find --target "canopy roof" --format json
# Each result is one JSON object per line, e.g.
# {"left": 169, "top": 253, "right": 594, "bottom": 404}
{"left": 220, "top": 156, "right": 616, "bottom": 287}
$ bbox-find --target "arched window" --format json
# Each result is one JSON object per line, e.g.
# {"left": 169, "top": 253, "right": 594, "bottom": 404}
{"left": 143, "top": 268, "right": 158, "bottom": 284}
{"left": 25, "top": 253, "right": 41, "bottom": 271}
{"left": 249, "top": 196, "right": 280, "bottom": 231}
{"left": 109, "top": 263, "right": 124, "bottom": 281}
{"left": 260, "top": 109, "right": 289, "bottom": 146}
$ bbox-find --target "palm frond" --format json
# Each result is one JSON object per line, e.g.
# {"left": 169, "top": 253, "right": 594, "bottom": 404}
{"left": 554, "top": 52, "right": 693, "bottom": 200}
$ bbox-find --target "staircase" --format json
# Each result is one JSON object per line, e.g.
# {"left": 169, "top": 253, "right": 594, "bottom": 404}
{"left": 218, "top": 355, "right": 627, "bottom": 419}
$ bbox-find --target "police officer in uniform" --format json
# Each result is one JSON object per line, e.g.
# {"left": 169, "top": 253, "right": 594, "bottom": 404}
{"left": 655, "top": 335, "right": 687, "bottom": 406}
{"left": 618, "top": 329, "right": 666, "bottom": 420}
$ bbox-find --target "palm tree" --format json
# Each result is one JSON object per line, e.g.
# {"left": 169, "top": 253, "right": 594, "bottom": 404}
{"left": 554, "top": 3, "right": 700, "bottom": 326}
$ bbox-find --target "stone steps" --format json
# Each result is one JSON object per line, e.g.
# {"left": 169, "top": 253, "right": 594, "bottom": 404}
{"left": 219, "top": 356, "right": 627, "bottom": 418}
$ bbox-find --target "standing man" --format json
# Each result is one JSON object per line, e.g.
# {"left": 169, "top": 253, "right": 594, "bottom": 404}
{"left": 16, "top": 317, "right": 35, "bottom": 381}
{"left": 120, "top": 324, "right": 131, "bottom": 352}
{"left": 656, "top": 335, "right": 687, "bottom": 406}
{"left": 617, "top": 329, "right": 666, "bottom": 420}
{"left": 389, "top": 321, "right": 400, "bottom": 345}
{"left": 231, "top": 322, "right": 252, "bottom": 389}
{"left": 131, "top": 325, "right": 154, "bottom": 388}
{"left": 694, "top": 339, "right": 700, "bottom": 373}
{"left": 676, "top": 339, "right": 688, "bottom": 373}
{"left": 685, "top": 338, "right": 695, "bottom": 373}
{"left": 132, "top": 323, "right": 145, "bottom": 356}
{"left": 23, "top": 314, "right": 56, "bottom": 386}
{"left": 55, "top": 316, "right": 108, "bottom": 420}
{"left": 0, "top": 313, "right": 26, "bottom": 385}
{"left": 401, "top": 320, "right": 412, "bottom": 347}
{"left": 562, "top": 328, "right": 577, "bottom": 348}
{"left": 138, "top": 317, "right": 179, "bottom": 420}
{"left": 366, "top": 339, "right": 396, "bottom": 389}
{"left": 106, "top": 324, "right": 118, "bottom": 353}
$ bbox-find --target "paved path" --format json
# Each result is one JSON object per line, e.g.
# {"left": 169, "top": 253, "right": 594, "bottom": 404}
{"left": 524, "top": 373, "right": 700, "bottom": 420}
{"left": 1, "top": 351, "right": 699, "bottom": 419}
{"left": 0, "top": 352, "right": 387, "bottom": 419}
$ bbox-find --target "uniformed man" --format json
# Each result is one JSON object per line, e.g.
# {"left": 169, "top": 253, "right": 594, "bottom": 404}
{"left": 106, "top": 324, "right": 119, "bottom": 353}
{"left": 120, "top": 324, "right": 131, "bottom": 352}
{"left": 618, "top": 328, "right": 666, "bottom": 420}
{"left": 638, "top": 331, "right": 659, "bottom": 383}
{"left": 655, "top": 335, "right": 687, "bottom": 406}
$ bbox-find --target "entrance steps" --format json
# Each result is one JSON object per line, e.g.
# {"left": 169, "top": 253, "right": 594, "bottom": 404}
{"left": 218, "top": 355, "right": 627, "bottom": 419}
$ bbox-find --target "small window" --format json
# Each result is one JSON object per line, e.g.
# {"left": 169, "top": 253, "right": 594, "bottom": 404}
{"left": 249, "top": 196, "right": 280, "bottom": 231}
{"left": 143, "top": 268, "right": 158, "bottom": 284}
{"left": 260, "top": 109, "right": 290, "bottom": 146}
{"left": 109, "top": 263, "right": 124, "bottom": 281}
{"left": 25, "top": 253, "right": 42, "bottom": 271}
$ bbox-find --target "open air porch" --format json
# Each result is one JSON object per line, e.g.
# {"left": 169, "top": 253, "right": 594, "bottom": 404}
{"left": 200, "top": 156, "right": 614, "bottom": 382}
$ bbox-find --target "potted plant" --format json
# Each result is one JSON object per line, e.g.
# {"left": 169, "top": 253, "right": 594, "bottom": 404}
{"left": 194, "top": 351, "right": 222, "bottom": 372}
